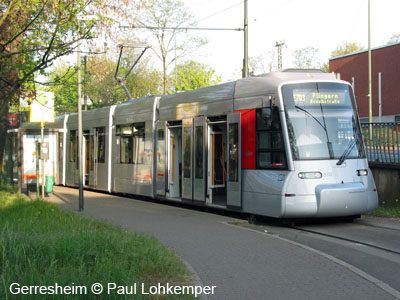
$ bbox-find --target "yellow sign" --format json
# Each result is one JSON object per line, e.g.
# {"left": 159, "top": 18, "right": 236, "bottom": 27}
{"left": 30, "top": 91, "right": 55, "bottom": 123}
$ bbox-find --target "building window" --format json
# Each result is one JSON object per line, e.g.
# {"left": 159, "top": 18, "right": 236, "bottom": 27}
{"left": 256, "top": 107, "right": 287, "bottom": 169}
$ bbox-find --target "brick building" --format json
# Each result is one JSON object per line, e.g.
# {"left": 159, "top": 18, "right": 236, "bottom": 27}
{"left": 329, "top": 42, "right": 400, "bottom": 122}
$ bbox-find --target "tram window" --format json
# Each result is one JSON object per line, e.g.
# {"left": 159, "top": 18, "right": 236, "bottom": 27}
{"left": 229, "top": 123, "right": 239, "bottom": 182}
{"left": 257, "top": 152, "right": 286, "bottom": 169}
{"left": 257, "top": 107, "right": 281, "bottom": 130}
{"left": 158, "top": 129, "right": 165, "bottom": 163}
{"left": 69, "top": 130, "right": 77, "bottom": 162}
{"left": 256, "top": 107, "right": 287, "bottom": 170}
{"left": 195, "top": 125, "right": 203, "bottom": 179}
{"left": 257, "top": 132, "right": 283, "bottom": 149}
{"left": 117, "top": 124, "right": 133, "bottom": 164}
{"left": 59, "top": 134, "right": 63, "bottom": 166}
{"left": 97, "top": 127, "right": 105, "bottom": 163}
{"left": 120, "top": 136, "right": 132, "bottom": 163}
{"left": 132, "top": 124, "right": 145, "bottom": 164}
{"left": 183, "top": 125, "right": 191, "bottom": 178}
{"left": 90, "top": 135, "right": 94, "bottom": 170}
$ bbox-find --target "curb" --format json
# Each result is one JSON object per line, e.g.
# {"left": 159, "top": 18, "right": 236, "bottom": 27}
{"left": 180, "top": 257, "right": 209, "bottom": 300}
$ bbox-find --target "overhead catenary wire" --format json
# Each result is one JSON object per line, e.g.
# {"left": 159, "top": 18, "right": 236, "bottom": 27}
{"left": 194, "top": 1, "right": 243, "bottom": 24}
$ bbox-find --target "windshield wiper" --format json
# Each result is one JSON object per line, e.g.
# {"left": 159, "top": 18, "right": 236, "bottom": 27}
{"left": 337, "top": 139, "right": 356, "bottom": 165}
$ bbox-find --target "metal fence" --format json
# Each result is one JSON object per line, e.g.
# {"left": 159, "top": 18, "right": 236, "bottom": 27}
{"left": 360, "top": 122, "right": 400, "bottom": 164}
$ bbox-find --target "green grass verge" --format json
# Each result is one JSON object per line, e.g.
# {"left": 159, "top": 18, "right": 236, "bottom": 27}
{"left": 366, "top": 206, "right": 400, "bottom": 218}
{"left": 0, "top": 189, "right": 197, "bottom": 299}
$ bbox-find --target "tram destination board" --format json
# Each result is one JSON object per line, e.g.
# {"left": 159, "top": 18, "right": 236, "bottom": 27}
{"left": 293, "top": 90, "right": 346, "bottom": 106}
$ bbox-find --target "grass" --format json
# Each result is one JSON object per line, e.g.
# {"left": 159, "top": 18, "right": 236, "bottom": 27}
{"left": 366, "top": 206, "right": 400, "bottom": 219}
{"left": 0, "top": 188, "right": 197, "bottom": 300}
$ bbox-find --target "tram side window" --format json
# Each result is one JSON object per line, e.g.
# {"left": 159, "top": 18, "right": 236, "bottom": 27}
{"left": 117, "top": 125, "right": 133, "bottom": 164}
{"left": 229, "top": 123, "right": 239, "bottom": 182}
{"left": 183, "top": 125, "right": 191, "bottom": 178}
{"left": 256, "top": 107, "right": 287, "bottom": 169}
{"left": 116, "top": 123, "right": 145, "bottom": 164}
{"left": 195, "top": 125, "right": 203, "bottom": 179}
{"left": 70, "top": 130, "right": 77, "bottom": 162}
{"left": 132, "top": 123, "right": 145, "bottom": 164}
{"left": 158, "top": 129, "right": 165, "bottom": 163}
{"left": 97, "top": 127, "right": 106, "bottom": 163}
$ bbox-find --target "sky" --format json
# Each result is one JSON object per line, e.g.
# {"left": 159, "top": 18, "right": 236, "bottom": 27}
{"left": 179, "top": 0, "right": 400, "bottom": 82}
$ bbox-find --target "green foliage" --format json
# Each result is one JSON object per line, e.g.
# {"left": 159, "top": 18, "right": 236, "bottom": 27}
{"left": 331, "top": 41, "right": 365, "bottom": 58}
{"left": 172, "top": 60, "right": 221, "bottom": 92}
{"left": 366, "top": 206, "right": 400, "bottom": 218}
{"left": 47, "top": 55, "right": 162, "bottom": 114}
{"left": 0, "top": 191, "right": 196, "bottom": 300}
{"left": 292, "top": 46, "right": 321, "bottom": 69}
{"left": 47, "top": 62, "right": 79, "bottom": 114}
{"left": 0, "top": 0, "right": 100, "bottom": 99}
{"left": 320, "top": 62, "right": 330, "bottom": 73}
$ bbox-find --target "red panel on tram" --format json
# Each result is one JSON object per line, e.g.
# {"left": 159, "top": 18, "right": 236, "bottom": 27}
{"left": 235, "top": 109, "right": 256, "bottom": 169}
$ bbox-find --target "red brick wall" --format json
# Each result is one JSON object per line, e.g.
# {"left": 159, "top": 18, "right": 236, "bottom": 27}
{"left": 329, "top": 44, "right": 400, "bottom": 118}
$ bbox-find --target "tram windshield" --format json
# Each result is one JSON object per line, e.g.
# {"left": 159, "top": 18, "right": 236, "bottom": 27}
{"left": 282, "top": 82, "right": 365, "bottom": 161}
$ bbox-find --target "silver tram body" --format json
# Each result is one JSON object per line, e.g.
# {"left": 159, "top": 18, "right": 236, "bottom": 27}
{"left": 50, "top": 71, "right": 378, "bottom": 218}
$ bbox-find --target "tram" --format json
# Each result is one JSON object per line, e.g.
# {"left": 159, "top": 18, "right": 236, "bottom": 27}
{"left": 48, "top": 70, "right": 378, "bottom": 218}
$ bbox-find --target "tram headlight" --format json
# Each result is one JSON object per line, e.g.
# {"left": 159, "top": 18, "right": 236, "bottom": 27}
{"left": 298, "top": 172, "right": 322, "bottom": 179}
{"left": 356, "top": 169, "right": 368, "bottom": 176}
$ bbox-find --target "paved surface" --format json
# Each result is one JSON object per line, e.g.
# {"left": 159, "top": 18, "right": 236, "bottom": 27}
{"left": 247, "top": 217, "right": 400, "bottom": 294}
{"left": 46, "top": 186, "right": 397, "bottom": 300}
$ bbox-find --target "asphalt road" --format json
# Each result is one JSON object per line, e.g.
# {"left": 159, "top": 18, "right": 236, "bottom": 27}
{"left": 247, "top": 217, "right": 400, "bottom": 295}
{"left": 47, "top": 186, "right": 398, "bottom": 300}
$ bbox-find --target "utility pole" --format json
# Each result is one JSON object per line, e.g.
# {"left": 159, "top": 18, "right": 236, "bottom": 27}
{"left": 242, "top": 0, "right": 249, "bottom": 78}
{"left": 275, "top": 41, "right": 285, "bottom": 71}
{"left": 83, "top": 55, "right": 88, "bottom": 111}
{"left": 77, "top": 21, "right": 84, "bottom": 211}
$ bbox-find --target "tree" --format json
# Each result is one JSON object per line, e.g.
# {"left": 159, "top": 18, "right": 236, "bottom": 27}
{"left": 331, "top": 41, "right": 364, "bottom": 58}
{"left": 89, "top": 54, "right": 162, "bottom": 106}
{"left": 136, "top": 0, "right": 207, "bottom": 94}
{"left": 171, "top": 60, "right": 221, "bottom": 92}
{"left": 387, "top": 34, "right": 400, "bottom": 45}
{"left": 0, "top": 0, "right": 147, "bottom": 176}
{"left": 249, "top": 50, "right": 277, "bottom": 75}
{"left": 48, "top": 55, "right": 162, "bottom": 114}
{"left": 0, "top": 0, "right": 96, "bottom": 175}
{"left": 48, "top": 62, "right": 79, "bottom": 114}
{"left": 292, "top": 46, "right": 321, "bottom": 69}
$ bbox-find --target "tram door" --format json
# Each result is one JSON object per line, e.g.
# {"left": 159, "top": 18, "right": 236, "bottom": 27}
{"left": 167, "top": 125, "right": 182, "bottom": 199}
{"left": 88, "top": 128, "right": 97, "bottom": 187}
{"left": 193, "top": 116, "right": 206, "bottom": 202}
{"left": 182, "top": 119, "right": 193, "bottom": 200}
{"left": 227, "top": 113, "right": 241, "bottom": 208}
